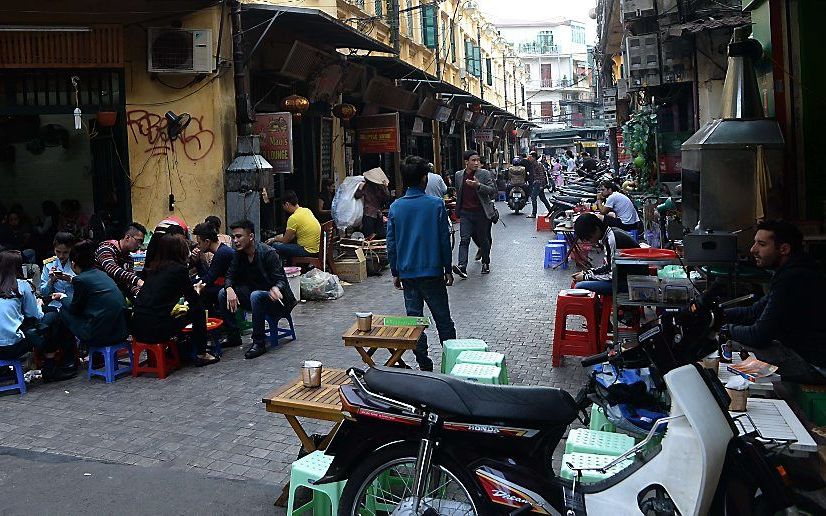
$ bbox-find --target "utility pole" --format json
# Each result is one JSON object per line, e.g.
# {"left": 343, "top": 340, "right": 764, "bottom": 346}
{"left": 390, "top": 0, "right": 401, "bottom": 54}
{"left": 477, "top": 26, "right": 484, "bottom": 100}
{"left": 503, "top": 51, "right": 507, "bottom": 111}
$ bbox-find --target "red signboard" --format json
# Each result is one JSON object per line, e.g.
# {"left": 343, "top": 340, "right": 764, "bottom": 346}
{"left": 356, "top": 113, "right": 400, "bottom": 154}
{"left": 254, "top": 112, "right": 293, "bottom": 174}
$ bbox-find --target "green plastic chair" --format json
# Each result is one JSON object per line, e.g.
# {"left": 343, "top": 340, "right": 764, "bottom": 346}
{"left": 456, "top": 350, "right": 509, "bottom": 385}
{"left": 560, "top": 452, "right": 632, "bottom": 484}
{"left": 565, "top": 428, "right": 635, "bottom": 456}
{"left": 441, "top": 339, "right": 488, "bottom": 373}
{"left": 589, "top": 405, "right": 615, "bottom": 433}
{"left": 449, "top": 363, "right": 501, "bottom": 384}
{"left": 286, "top": 451, "right": 346, "bottom": 516}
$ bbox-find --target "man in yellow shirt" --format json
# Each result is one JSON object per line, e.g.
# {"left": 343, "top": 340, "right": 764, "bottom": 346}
{"left": 267, "top": 190, "right": 321, "bottom": 263}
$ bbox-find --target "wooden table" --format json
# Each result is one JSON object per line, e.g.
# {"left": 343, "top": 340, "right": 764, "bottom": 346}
{"left": 262, "top": 368, "right": 350, "bottom": 506}
{"left": 731, "top": 398, "right": 817, "bottom": 456}
{"left": 342, "top": 314, "right": 425, "bottom": 368}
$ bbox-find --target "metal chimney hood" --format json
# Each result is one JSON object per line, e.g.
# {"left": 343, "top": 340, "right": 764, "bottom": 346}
{"left": 681, "top": 25, "right": 784, "bottom": 253}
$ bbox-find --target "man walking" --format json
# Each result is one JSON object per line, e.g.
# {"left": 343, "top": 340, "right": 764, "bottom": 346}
{"left": 219, "top": 220, "right": 296, "bottom": 359}
{"left": 525, "top": 151, "right": 553, "bottom": 219}
{"left": 387, "top": 156, "right": 457, "bottom": 371}
{"left": 453, "top": 149, "right": 497, "bottom": 277}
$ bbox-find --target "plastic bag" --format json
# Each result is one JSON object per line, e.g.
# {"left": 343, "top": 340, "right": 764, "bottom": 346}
{"left": 332, "top": 176, "right": 365, "bottom": 230}
{"left": 300, "top": 268, "right": 344, "bottom": 300}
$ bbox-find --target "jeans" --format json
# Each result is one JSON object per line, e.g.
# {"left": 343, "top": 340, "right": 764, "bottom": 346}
{"left": 270, "top": 242, "right": 311, "bottom": 262}
{"left": 604, "top": 215, "right": 639, "bottom": 232}
{"left": 219, "top": 286, "right": 290, "bottom": 345}
{"left": 458, "top": 210, "right": 491, "bottom": 267}
{"left": 401, "top": 276, "right": 456, "bottom": 370}
{"left": 530, "top": 183, "right": 552, "bottom": 217}
{"left": 362, "top": 215, "right": 386, "bottom": 239}
{"left": 575, "top": 280, "right": 614, "bottom": 296}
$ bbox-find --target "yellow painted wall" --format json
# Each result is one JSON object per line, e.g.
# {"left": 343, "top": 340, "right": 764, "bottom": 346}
{"left": 124, "top": 6, "right": 236, "bottom": 230}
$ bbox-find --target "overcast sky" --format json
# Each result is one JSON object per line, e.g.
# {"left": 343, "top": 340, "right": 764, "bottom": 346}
{"left": 475, "top": 0, "right": 598, "bottom": 44}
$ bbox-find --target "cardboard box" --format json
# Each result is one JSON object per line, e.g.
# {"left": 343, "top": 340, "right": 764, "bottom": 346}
{"left": 334, "top": 248, "right": 367, "bottom": 283}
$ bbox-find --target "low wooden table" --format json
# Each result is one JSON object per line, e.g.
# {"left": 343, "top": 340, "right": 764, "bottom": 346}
{"left": 262, "top": 368, "right": 351, "bottom": 507}
{"left": 342, "top": 314, "right": 425, "bottom": 368}
{"left": 731, "top": 398, "right": 817, "bottom": 456}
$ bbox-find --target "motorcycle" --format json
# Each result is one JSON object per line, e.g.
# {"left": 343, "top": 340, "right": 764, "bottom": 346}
{"left": 318, "top": 294, "right": 799, "bottom": 515}
{"left": 505, "top": 165, "right": 529, "bottom": 214}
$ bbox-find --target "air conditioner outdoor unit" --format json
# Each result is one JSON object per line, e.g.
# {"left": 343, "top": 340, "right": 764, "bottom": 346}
{"left": 148, "top": 28, "right": 213, "bottom": 73}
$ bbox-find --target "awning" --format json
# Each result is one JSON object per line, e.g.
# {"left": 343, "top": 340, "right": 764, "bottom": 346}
{"left": 353, "top": 56, "right": 435, "bottom": 81}
{"left": 241, "top": 4, "right": 395, "bottom": 54}
{"left": 662, "top": 14, "right": 751, "bottom": 38}
{"left": 534, "top": 136, "right": 582, "bottom": 147}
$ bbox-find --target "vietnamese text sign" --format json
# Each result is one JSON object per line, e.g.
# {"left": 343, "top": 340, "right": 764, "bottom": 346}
{"left": 255, "top": 112, "right": 293, "bottom": 173}
{"left": 356, "top": 113, "right": 400, "bottom": 154}
{"left": 475, "top": 129, "right": 494, "bottom": 142}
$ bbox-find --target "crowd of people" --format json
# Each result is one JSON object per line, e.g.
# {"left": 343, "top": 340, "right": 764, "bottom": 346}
{"left": 0, "top": 211, "right": 300, "bottom": 384}
{"left": 0, "top": 199, "right": 90, "bottom": 265}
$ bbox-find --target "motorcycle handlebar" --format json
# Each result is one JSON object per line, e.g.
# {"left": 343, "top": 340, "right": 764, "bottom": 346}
{"left": 580, "top": 350, "right": 611, "bottom": 368}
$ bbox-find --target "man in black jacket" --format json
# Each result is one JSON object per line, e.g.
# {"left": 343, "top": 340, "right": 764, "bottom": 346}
{"left": 219, "top": 220, "right": 296, "bottom": 359}
{"left": 724, "top": 220, "right": 826, "bottom": 384}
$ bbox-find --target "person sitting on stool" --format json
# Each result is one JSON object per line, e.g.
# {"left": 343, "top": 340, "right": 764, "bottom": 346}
{"left": 266, "top": 190, "right": 321, "bottom": 264}
{"left": 723, "top": 220, "right": 826, "bottom": 384}
{"left": 220, "top": 220, "right": 296, "bottom": 359}
{"left": 571, "top": 213, "right": 643, "bottom": 295}
{"left": 595, "top": 181, "right": 640, "bottom": 232}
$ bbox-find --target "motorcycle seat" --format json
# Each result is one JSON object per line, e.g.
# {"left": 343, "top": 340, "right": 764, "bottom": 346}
{"left": 553, "top": 194, "right": 591, "bottom": 203}
{"left": 362, "top": 366, "right": 579, "bottom": 426}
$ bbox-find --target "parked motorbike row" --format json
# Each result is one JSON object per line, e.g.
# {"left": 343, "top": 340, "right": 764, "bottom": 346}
{"left": 318, "top": 292, "right": 816, "bottom": 515}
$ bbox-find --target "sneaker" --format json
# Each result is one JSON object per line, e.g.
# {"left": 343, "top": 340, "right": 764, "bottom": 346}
{"left": 452, "top": 265, "right": 468, "bottom": 279}
{"left": 481, "top": 264, "right": 490, "bottom": 274}
{"left": 526, "top": 214, "right": 536, "bottom": 218}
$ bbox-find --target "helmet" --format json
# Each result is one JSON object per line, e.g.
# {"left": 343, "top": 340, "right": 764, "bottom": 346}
{"left": 511, "top": 157, "right": 521, "bottom": 166}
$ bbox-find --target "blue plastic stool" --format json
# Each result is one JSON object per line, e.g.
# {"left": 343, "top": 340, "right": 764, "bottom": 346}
{"left": 87, "top": 342, "right": 133, "bottom": 383}
{"left": 0, "top": 359, "right": 26, "bottom": 395}
{"left": 544, "top": 242, "right": 567, "bottom": 269}
{"left": 264, "top": 313, "right": 297, "bottom": 348}
{"left": 497, "top": 191, "right": 506, "bottom": 201}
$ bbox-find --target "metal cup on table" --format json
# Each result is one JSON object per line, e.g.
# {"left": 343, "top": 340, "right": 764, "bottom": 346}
{"left": 301, "top": 360, "right": 323, "bottom": 388}
{"left": 356, "top": 312, "right": 373, "bottom": 332}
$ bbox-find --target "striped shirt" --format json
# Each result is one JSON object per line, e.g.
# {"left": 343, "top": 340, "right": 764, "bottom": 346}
{"left": 95, "top": 239, "right": 140, "bottom": 298}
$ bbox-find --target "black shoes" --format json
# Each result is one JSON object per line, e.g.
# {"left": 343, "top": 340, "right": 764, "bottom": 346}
{"left": 481, "top": 264, "right": 490, "bottom": 274}
{"left": 452, "top": 265, "right": 468, "bottom": 279}
{"left": 474, "top": 250, "right": 482, "bottom": 261}
{"left": 244, "top": 342, "right": 267, "bottom": 359}
{"left": 220, "top": 335, "right": 243, "bottom": 348}
{"left": 42, "top": 362, "right": 77, "bottom": 383}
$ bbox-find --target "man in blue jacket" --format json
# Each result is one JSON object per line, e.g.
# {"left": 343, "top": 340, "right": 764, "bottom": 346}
{"left": 387, "top": 156, "right": 457, "bottom": 371}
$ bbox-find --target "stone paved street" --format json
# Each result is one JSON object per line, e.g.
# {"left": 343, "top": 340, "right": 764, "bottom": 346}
{"left": 0, "top": 203, "right": 589, "bottom": 510}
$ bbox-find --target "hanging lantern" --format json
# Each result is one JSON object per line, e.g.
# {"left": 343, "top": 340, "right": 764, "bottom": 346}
{"left": 469, "top": 103, "right": 483, "bottom": 113}
{"left": 281, "top": 94, "right": 310, "bottom": 123}
{"left": 331, "top": 103, "right": 357, "bottom": 126}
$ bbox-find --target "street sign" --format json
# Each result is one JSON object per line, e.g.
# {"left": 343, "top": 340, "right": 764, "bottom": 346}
{"left": 356, "top": 113, "right": 400, "bottom": 154}
{"left": 254, "top": 112, "right": 293, "bottom": 174}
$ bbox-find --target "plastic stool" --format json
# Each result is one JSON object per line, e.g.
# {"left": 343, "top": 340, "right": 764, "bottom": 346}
{"left": 265, "top": 313, "right": 297, "bottom": 348}
{"left": 441, "top": 339, "right": 488, "bottom": 374}
{"left": 0, "top": 359, "right": 26, "bottom": 395}
{"left": 560, "top": 452, "right": 632, "bottom": 483}
{"left": 536, "top": 215, "right": 552, "bottom": 232}
{"left": 87, "top": 342, "right": 133, "bottom": 383}
{"left": 450, "top": 363, "right": 501, "bottom": 384}
{"left": 589, "top": 405, "right": 615, "bottom": 432}
{"left": 544, "top": 242, "right": 567, "bottom": 269}
{"left": 286, "top": 451, "right": 345, "bottom": 516}
{"left": 565, "top": 428, "right": 634, "bottom": 456}
{"left": 627, "top": 229, "right": 639, "bottom": 242}
{"left": 131, "top": 340, "right": 181, "bottom": 379}
{"left": 497, "top": 191, "right": 506, "bottom": 201}
{"left": 552, "top": 290, "right": 599, "bottom": 367}
{"left": 236, "top": 310, "right": 253, "bottom": 334}
{"left": 456, "top": 351, "right": 509, "bottom": 385}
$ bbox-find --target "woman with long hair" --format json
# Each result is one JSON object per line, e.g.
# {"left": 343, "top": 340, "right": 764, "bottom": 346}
{"left": 0, "top": 249, "right": 74, "bottom": 381}
{"left": 131, "top": 233, "right": 218, "bottom": 367}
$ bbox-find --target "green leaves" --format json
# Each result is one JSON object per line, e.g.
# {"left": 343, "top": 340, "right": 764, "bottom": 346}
{"left": 622, "top": 103, "right": 658, "bottom": 193}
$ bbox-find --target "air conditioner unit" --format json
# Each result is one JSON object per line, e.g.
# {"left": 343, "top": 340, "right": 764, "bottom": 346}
{"left": 148, "top": 28, "right": 213, "bottom": 73}
{"left": 281, "top": 41, "right": 332, "bottom": 81}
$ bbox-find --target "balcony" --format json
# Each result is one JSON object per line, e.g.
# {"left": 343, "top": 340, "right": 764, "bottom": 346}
{"left": 525, "top": 78, "right": 591, "bottom": 91}
{"left": 517, "top": 42, "right": 560, "bottom": 55}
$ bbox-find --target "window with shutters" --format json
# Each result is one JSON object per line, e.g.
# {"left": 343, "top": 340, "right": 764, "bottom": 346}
{"left": 527, "top": 102, "right": 533, "bottom": 120}
{"left": 541, "top": 101, "right": 553, "bottom": 118}
{"left": 540, "top": 63, "right": 552, "bottom": 88}
{"left": 374, "top": 0, "right": 383, "bottom": 16}
{"left": 464, "top": 38, "right": 480, "bottom": 77}
{"left": 421, "top": 4, "right": 437, "bottom": 49}
{"left": 524, "top": 63, "right": 531, "bottom": 80}
{"left": 449, "top": 19, "right": 456, "bottom": 63}
{"left": 405, "top": 0, "right": 414, "bottom": 38}
{"left": 485, "top": 57, "right": 493, "bottom": 85}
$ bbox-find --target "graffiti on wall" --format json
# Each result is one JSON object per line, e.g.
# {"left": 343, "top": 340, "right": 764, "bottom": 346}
{"left": 126, "top": 109, "right": 215, "bottom": 161}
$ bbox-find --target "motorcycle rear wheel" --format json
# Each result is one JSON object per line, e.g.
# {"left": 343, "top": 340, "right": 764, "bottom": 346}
{"left": 339, "top": 444, "right": 482, "bottom": 516}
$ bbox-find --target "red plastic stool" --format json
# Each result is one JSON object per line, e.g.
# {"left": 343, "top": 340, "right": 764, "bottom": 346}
{"left": 131, "top": 340, "right": 181, "bottom": 379}
{"left": 598, "top": 295, "right": 641, "bottom": 347}
{"left": 552, "top": 290, "right": 599, "bottom": 367}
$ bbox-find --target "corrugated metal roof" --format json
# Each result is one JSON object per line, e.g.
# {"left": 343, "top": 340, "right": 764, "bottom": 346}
{"left": 663, "top": 14, "right": 751, "bottom": 38}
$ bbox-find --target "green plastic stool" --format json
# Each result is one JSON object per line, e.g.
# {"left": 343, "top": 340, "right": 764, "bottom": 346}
{"left": 565, "top": 428, "right": 635, "bottom": 456}
{"left": 449, "top": 363, "right": 501, "bottom": 384}
{"left": 235, "top": 310, "right": 253, "bottom": 334}
{"left": 286, "top": 451, "right": 346, "bottom": 516}
{"left": 456, "top": 351, "right": 509, "bottom": 385}
{"left": 441, "top": 339, "right": 488, "bottom": 373}
{"left": 589, "top": 405, "right": 615, "bottom": 433}
{"left": 560, "top": 452, "right": 632, "bottom": 484}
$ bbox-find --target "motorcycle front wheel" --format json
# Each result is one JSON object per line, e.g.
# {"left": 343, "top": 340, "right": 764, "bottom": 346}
{"left": 339, "top": 444, "right": 482, "bottom": 516}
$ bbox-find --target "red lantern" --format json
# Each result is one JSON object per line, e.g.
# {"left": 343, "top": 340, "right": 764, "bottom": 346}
{"left": 281, "top": 94, "right": 310, "bottom": 123}
{"left": 332, "top": 103, "right": 357, "bottom": 126}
